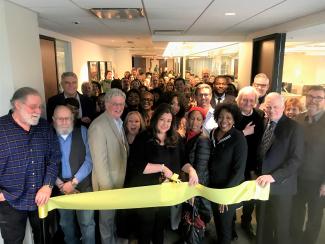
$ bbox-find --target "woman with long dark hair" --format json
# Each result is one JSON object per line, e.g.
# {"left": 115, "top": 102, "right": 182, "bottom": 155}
{"left": 127, "top": 103, "right": 198, "bottom": 244}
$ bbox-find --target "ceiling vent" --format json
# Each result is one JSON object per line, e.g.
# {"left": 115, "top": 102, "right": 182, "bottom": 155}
{"left": 153, "top": 30, "right": 184, "bottom": 35}
{"left": 90, "top": 8, "right": 145, "bottom": 20}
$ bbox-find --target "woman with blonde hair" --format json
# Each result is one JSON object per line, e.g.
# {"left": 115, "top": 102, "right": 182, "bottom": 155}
{"left": 123, "top": 111, "right": 145, "bottom": 145}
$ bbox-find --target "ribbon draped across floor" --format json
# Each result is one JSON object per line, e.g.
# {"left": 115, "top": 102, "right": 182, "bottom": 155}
{"left": 38, "top": 180, "right": 269, "bottom": 218}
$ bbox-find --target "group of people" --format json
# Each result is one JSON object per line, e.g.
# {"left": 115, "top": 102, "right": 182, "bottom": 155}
{"left": 0, "top": 69, "right": 324, "bottom": 244}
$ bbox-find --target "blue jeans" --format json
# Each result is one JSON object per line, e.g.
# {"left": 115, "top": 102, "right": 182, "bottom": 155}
{"left": 59, "top": 209, "right": 95, "bottom": 244}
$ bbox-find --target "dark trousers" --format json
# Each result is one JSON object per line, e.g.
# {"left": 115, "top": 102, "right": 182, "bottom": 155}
{"left": 291, "top": 179, "right": 324, "bottom": 244}
{"left": 211, "top": 203, "right": 237, "bottom": 244}
{"left": 256, "top": 195, "right": 292, "bottom": 244}
{"left": 136, "top": 206, "right": 169, "bottom": 244}
{"left": 0, "top": 201, "right": 42, "bottom": 244}
{"left": 241, "top": 200, "right": 256, "bottom": 226}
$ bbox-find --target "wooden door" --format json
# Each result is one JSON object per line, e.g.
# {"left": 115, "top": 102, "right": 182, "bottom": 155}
{"left": 39, "top": 35, "right": 59, "bottom": 102}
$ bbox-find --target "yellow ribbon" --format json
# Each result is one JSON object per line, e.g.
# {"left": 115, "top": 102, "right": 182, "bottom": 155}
{"left": 38, "top": 180, "right": 269, "bottom": 218}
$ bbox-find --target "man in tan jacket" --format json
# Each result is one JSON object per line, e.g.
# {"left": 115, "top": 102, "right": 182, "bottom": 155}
{"left": 88, "top": 88, "right": 129, "bottom": 244}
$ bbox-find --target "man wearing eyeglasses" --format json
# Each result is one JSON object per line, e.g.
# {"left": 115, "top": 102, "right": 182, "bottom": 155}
{"left": 291, "top": 85, "right": 325, "bottom": 244}
{"left": 252, "top": 73, "right": 270, "bottom": 109}
{"left": 0, "top": 87, "right": 61, "bottom": 244}
{"left": 52, "top": 105, "right": 95, "bottom": 244}
{"left": 194, "top": 83, "right": 218, "bottom": 134}
{"left": 88, "top": 88, "right": 129, "bottom": 244}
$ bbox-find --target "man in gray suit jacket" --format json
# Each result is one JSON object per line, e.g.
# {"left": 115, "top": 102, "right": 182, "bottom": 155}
{"left": 88, "top": 88, "right": 129, "bottom": 244}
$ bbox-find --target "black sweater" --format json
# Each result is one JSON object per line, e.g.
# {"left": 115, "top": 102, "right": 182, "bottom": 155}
{"left": 236, "top": 108, "right": 264, "bottom": 178}
{"left": 126, "top": 130, "right": 185, "bottom": 187}
{"left": 209, "top": 127, "right": 248, "bottom": 188}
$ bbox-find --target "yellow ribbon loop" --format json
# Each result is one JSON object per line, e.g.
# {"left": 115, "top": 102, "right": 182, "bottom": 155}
{"left": 169, "top": 173, "right": 181, "bottom": 183}
{"left": 38, "top": 180, "right": 269, "bottom": 218}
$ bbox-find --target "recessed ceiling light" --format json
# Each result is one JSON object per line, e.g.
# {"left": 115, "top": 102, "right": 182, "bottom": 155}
{"left": 225, "top": 12, "right": 236, "bottom": 16}
{"left": 90, "top": 8, "right": 145, "bottom": 20}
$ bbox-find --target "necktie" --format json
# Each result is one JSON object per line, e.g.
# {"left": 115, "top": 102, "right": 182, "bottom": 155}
{"left": 217, "top": 97, "right": 221, "bottom": 105}
{"left": 260, "top": 121, "right": 275, "bottom": 156}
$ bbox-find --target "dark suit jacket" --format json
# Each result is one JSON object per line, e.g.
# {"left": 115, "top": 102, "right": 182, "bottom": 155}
{"left": 297, "top": 112, "right": 325, "bottom": 184}
{"left": 257, "top": 115, "right": 304, "bottom": 195}
{"left": 46, "top": 92, "right": 95, "bottom": 123}
{"left": 210, "top": 93, "right": 236, "bottom": 109}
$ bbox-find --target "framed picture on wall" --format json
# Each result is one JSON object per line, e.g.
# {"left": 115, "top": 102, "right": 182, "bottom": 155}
{"left": 87, "top": 61, "right": 99, "bottom": 81}
{"left": 99, "top": 61, "right": 107, "bottom": 81}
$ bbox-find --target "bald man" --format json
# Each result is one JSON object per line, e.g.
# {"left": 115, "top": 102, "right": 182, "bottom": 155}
{"left": 256, "top": 92, "right": 304, "bottom": 244}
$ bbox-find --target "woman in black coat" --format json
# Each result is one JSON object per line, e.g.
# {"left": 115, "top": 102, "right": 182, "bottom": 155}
{"left": 209, "top": 103, "right": 248, "bottom": 244}
{"left": 185, "top": 106, "right": 211, "bottom": 223}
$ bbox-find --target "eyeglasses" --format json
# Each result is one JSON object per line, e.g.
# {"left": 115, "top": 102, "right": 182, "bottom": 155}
{"left": 253, "top": 83, "right": 268, "bottom": 88}
{"left": 306, "top": 94, "right": 325, "bottom": 102}
{"left": 110, "top": 102, "right": 125, "bottom": 107}
{"left": 53, "top": 117, "right": 73, "bottom": 122}
{"left": 22, "top": 103, "right": 42, "bottom": 111}
{"left": 197, "top": 93, "right": 211, "bottom": 97}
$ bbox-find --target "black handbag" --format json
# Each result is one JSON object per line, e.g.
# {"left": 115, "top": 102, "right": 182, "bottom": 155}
{"left": 180, "top": 202, "right": 206, "bottom": 244}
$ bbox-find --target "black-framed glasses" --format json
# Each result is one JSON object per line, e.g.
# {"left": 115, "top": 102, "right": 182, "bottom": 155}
{"left": 306, "top": 94, "right": 325, "bottom": 102}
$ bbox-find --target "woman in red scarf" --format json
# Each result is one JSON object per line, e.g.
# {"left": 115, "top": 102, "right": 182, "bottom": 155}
{"left": 185, "top": 106, "right": 212, "bottom": 224}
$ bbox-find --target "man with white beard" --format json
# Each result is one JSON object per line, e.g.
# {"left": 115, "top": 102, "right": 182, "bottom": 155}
{"left": 0, "top": 87, "right": 61, "bottom": 244}
{"left": 52, "top": 105, "right": 95, "bottom": 244}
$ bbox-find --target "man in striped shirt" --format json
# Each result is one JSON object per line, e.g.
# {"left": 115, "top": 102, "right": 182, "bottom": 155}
{"left": 0, "top": 87, "right": 61, "bottom": 244}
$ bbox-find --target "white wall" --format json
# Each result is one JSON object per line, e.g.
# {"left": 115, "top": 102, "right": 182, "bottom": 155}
{"left": 0, "top": 0, "right": 44, "bottom": 116}
{"left": 114, "top": 48, "right": 133, "bottom": 79}
{"left": 0, "top": 1, "right": 42, "bottom": 241}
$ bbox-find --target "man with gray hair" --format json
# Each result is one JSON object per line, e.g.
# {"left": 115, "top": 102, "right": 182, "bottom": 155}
{"left": 252, "top": 73, "right": 270, "bottom": 108}
{"left": 88, "top": 88, "right": 129, "bottom": 244}
{"left": 0, "top": 87, "right": 61, "bottom": 244}
{"left": 255, "top": 92, "right": 304, "bottom": 244}
{"left": 47, "top": 72, "right": 95, "bottom": 127}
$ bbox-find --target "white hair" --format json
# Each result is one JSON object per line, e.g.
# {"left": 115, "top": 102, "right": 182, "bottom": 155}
{"left": 105, "top": 88, "right": 126, "bottom": 102}
{"left": 265, "top": 92, "right": 285, "bottom": 106}
{"left": 236, "top": 86, "right": 259, "bottom": 104}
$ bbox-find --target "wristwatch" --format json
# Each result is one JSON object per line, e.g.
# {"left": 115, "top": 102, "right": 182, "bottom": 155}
{"left": 71, "top": 177, "right": 79, "bottom": 187}
{"left": 44, "top": 184, "right": 53, "bottom": 189}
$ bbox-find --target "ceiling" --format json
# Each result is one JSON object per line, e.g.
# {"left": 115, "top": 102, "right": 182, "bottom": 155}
{"left": 8, "top": 0, "right": 325, "bottom": 56}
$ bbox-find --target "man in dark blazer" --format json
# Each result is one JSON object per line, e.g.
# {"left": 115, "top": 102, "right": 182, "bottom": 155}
{"left": 256, "top": 92, "right": 304, "bottom": 244}
{"left": 291, "top": 85, "right": 325, "bottom": 244}
{"left": 47, "top": 72, "right": 95, "bottom": 127}
{"left": 211, "top": 75, "right": 236, "bottom": 109}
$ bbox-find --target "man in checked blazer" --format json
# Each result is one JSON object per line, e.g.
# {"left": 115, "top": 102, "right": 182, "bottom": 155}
{"left": 88, "top": 88, "right": 129, "bottom": 244}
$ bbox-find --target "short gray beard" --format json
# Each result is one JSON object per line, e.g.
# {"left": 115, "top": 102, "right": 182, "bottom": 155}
{"left": 55, "top": 126, "right": 73, "bottom": 136}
